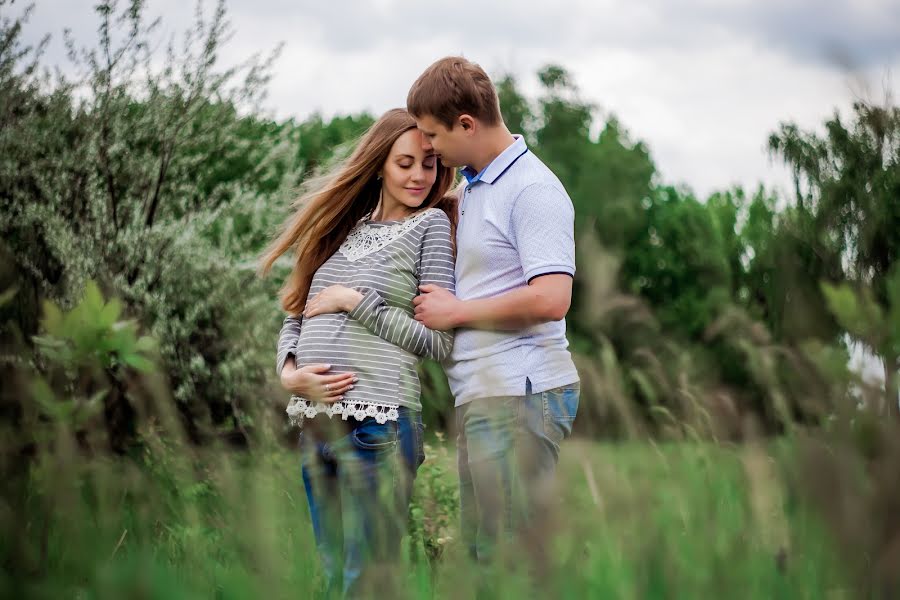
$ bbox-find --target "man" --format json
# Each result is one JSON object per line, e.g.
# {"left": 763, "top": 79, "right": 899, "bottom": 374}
{"left": 408, "top": 56, "right": 580, "bottom": 563}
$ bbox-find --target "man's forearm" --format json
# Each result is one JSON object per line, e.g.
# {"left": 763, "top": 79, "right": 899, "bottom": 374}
{"left": 455, "top": 284, "right": 567, "bottom": 331}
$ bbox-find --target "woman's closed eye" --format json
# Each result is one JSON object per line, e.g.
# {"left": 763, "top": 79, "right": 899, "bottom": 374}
{"left": 397, "top": 158, "right": 435, "bottom": 170}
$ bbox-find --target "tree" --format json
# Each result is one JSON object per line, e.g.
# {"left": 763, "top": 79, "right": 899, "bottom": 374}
{"left": 622, "top": 186, "right": 732, "bottom": 340}
{"left": 0, "top": 0, "right": 289, "bottom": 442}
{"left": 294, "top": 112, "right": 375, "bottom": 179}
{"left": 770, "top": 101, "right": 900, "bottom": 416}
{"left": 495, "top": 73, "right": 534, "bottom": 138}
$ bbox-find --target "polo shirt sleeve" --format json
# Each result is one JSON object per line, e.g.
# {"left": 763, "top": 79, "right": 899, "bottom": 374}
{"left": 510, "top": 182, "right": 576, "bottom": 283}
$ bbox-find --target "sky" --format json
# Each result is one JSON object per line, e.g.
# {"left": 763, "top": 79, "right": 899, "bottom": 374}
{"left": 15, "top": 0, "right": 900, "bottom": 199}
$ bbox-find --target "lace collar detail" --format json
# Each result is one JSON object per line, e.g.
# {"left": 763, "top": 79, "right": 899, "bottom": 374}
{"left": 338, "top": 208, "right": 435, "bottom": 262}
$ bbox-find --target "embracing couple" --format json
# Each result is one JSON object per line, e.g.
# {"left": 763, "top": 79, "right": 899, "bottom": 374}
{"left": 260, "top": 56, "right": 579, "bottom": 597}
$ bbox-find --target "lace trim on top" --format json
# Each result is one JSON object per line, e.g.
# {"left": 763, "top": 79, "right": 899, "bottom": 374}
{"left": 337, "top": 208, "right": 434, "bottom": 262}
{"left": 286, "top": 396, "right": 399, "bottom": 426}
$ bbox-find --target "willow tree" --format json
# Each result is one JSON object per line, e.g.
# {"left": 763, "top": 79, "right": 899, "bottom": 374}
{"left": 770, "top": 102, "right": 900, "bottom": 416}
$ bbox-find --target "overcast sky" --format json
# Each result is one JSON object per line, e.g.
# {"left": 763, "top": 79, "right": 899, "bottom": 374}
{"left": 16, "top": 0, "right": 900, "bottom": 198}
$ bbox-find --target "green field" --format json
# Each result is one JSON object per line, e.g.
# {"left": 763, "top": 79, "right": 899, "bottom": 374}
{"left": 4, "top": 432, "right": 854, "bottom": 599}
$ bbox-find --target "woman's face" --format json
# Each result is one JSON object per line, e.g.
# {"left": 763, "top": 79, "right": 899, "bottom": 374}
{"left": 380, "top": 128, "right": 438, "bottom": 212}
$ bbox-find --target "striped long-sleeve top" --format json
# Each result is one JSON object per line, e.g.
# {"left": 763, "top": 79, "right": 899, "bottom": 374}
{"left": 277, "top": 207, "right": 455, "bottom": 424}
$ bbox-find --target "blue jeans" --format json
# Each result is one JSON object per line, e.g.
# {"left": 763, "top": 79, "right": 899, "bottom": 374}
{"left": 300, "top": 407, "right": 425, "bottom": 598}
{"left": 456, "top": 378, "right": 579, "bottom": 563}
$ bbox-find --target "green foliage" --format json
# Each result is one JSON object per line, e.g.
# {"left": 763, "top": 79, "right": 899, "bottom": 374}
{"left": 417, "top": 359, "right": 454, "bottom": 432}
{"left": 771, "top": 101, "right": 900, "bottom": 415}
{"left": 33, "top": 281, "right": 156, "bottom": 374}
{"left": 0, "top": 0, "right": 370, "bottom": 443}
{"left": 769, "top": 103, "right": 900, "bottom": 295}
{"left": 0, "top": 431, "right": 857, "bottom": 598}
{"left": 407, "top": 434, "right": 459, "bottom": 564}
{"left": 822, "top": 283, "right": 887, "bottom": 351}
{"left": 294, "top": 112, "right": 375, "bottom": 178}
{"left": 822, "top": 264, "right": 900, "bottom": 407}
{"left": 1, "top": 278, "right": 161, "bottom": 465}
{"left": 0, "top": 0, "right": 286, "bottom": 441}
{"left": 577, "top": 118, "right": 657, "bottom": 247}
{"left": 623, "top": 185, "right": 731, "bottom": 339}
{"left": 495, "top": 74, "right": 534, "bottom": 138}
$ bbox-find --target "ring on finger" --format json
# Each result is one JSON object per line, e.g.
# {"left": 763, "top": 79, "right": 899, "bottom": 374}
{"left": 325, "top": 384, "right": 331, "bottom": 392}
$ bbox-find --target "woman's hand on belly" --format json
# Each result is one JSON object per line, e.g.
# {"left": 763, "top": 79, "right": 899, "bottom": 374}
{"left": 280, "top": 360, "right": 358, "bottom": 402}
{"left": 303, "top": 285, "right": 363, "bottom": 318}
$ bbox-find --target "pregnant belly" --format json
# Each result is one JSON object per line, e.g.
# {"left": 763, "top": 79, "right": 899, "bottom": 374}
{"left": 293, "top": 315, "right": 400, "bottom": 403}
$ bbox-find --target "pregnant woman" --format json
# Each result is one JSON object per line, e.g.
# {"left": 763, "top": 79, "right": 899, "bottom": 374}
{"left": 259, "top": 108, "right": 456, "bottom": 596}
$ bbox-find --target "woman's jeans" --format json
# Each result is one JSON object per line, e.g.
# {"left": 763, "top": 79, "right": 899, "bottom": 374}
{"left": 300, "top": 406, "right": 425, "bottom": 597}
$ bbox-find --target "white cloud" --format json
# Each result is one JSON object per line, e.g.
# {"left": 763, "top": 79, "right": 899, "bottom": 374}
{"left": 16, "top": 0, "right": 900, "bottom": 196}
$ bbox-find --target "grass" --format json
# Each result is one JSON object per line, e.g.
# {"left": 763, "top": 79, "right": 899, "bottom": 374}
{"left": 2, "top": 429, "right": 852, "bottom": 599}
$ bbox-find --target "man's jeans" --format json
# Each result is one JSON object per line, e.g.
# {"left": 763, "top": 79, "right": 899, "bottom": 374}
{"left": 456, "top": 378, "right": 579, "bottom": 563}
{"left": 300, "top": 407, "right": 425, "bottom": 597}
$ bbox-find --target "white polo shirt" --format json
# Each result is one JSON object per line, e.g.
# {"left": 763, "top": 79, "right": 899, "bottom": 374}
{"left": 446, "top": 135, "right": 580, "bottom": 405}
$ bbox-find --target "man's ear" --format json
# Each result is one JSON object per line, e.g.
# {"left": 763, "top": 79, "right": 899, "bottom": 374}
{"left": 458, "top": 114, "right": 476, "bottom": 135}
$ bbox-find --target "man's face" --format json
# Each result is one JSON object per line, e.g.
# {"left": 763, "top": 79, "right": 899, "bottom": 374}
{"left": 414, "top": 114, "right": 470, "bottom": 169}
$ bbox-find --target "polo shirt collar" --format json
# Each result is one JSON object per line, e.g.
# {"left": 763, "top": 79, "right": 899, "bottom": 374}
{"left": 461, "top": 135, "right": 528, "bottom": 185}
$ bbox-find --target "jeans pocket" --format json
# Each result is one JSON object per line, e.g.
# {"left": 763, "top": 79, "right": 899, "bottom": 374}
{"left": 544, "top": 384, "right": 580, "bottom": 443}
{"left": 350, "top": 419, "right": 399, "bottom": 452}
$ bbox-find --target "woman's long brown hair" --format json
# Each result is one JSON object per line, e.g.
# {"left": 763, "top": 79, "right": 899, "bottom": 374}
{"left": 259, "top": 108, "right": 458, "bottom": 316}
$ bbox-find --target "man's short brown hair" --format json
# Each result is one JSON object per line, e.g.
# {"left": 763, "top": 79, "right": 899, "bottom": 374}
{"left": 407, "top": 56, "right": 503, "bottom": 129}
